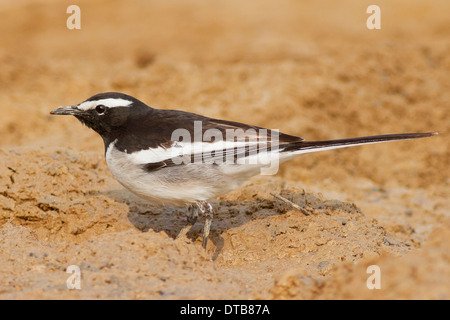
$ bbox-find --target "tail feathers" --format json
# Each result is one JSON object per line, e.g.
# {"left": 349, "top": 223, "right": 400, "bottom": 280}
{"left": 282, "top": 132, "right": 438, "bottom": 155}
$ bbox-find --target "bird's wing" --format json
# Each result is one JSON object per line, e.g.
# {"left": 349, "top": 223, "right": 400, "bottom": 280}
{"left": 129, "top": 109, "right": 304, "bottom": 171}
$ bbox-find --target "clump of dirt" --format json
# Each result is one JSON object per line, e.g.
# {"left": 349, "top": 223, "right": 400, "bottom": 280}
{"left": 270, "top": 221, "right": 450, "bottom": 300}
{"left": 215, "top": 187, "right": 415, "bottom": 270}
{"left": 0, "top": 148, "right": 131, "bottom": 242}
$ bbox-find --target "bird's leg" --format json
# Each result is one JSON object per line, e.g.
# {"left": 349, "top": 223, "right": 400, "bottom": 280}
{"left": 196, "top": 200, "right": 213, "bottom": 249}
{"left": 176, "top": 204, "right": 198, "bottom": 240}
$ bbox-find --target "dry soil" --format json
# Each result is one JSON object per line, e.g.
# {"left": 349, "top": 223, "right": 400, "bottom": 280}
{"left": 0, "top": 0, "right": 449, "bottom": 299}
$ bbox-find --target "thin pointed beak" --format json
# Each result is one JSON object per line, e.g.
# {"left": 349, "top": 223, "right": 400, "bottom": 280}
{"left": 50, "top": 105, "right": 80, "bottom": 115}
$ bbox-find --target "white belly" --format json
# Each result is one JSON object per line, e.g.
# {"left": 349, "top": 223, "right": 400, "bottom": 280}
{"left": 105, "top": 141, "right": 248, "bottom": 206}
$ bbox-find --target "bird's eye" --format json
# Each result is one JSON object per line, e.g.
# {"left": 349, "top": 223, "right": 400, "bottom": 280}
{"left": 95, "top": 105, "right": 106, "bottom": 114}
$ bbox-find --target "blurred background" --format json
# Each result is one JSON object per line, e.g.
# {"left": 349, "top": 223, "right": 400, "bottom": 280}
{"left": 0, "top": 0, "right": 448, "bottom": 299}
{"left": 0, "top": 0, "right": 448, "bottom": 190}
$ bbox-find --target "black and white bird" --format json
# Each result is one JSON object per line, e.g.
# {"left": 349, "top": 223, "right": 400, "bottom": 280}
{"left": 50, "top": 92, "right": 437, "bottom": 248}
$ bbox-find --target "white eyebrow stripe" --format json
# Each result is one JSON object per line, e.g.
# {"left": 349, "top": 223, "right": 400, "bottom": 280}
{"left": 77, "top": 98, "right": 133, "bottom": 110}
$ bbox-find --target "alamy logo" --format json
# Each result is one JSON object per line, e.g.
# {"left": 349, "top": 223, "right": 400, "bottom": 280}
{"left": 366, "top": 5, "right": 381, "bottom": 30}
{"left": 66, "top": 5, "right": 81, "bottom": 30}
{"left": 366, "top": 265, "right": 381, "bottom": 290}
{"left": 66, "top": 265, "right": 81, "bottom": 290}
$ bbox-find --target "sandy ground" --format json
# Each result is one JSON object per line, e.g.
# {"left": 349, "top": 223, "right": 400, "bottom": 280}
{"left": 0, "top": 0, "right": 449, "bottom": 299}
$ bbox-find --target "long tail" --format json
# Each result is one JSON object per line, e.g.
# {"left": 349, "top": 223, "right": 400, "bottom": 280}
{"left": 282, "top": 132, "right": 438, "bottom": 155}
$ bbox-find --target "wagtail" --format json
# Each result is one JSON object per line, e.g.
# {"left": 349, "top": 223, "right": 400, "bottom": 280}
{"left": 50, "top": 92, "right": 437, "bottom": 248}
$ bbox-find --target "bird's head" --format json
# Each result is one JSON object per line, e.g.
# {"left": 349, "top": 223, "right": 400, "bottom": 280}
{"left": 50, "top": 92, "right": 151, "bottom": 138}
